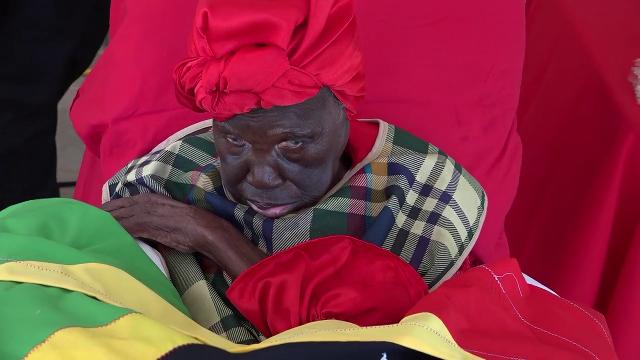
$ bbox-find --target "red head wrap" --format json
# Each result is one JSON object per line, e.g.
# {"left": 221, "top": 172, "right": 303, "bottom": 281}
{"left": 174, "top": 0, "right": 365, "bottom": 121}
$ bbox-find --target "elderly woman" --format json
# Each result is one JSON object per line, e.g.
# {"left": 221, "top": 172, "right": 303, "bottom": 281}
{"left": 102, "top": 0, "right": 484, "bottom": 343}
{"left": 0, "top": 0, "right": 617, "bottom": 358}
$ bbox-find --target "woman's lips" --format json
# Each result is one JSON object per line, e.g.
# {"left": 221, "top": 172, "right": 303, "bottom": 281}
{"left": 247, "top": 201, "right": 297, "bottom": 218}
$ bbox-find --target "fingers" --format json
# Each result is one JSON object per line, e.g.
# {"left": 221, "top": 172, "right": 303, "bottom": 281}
{"left": 102, "top": 193, "right": 176, "bottom": 212}
{"left": 107, "top": 206, "right": 137, "bottom": 221}
{"left": 114, "top": 215, "right": 150, "bottom": 239}
{"left": 102, "top": 196, "right": 135, "bottom": 212}
{"left": 102, "top": 193, "right": 203, "bottom": 254}
{"left": 115, "top": 212, "right": 194, "bottom": 253}
{"left": 118, "top": 219, "right": 188, "bottom": 252}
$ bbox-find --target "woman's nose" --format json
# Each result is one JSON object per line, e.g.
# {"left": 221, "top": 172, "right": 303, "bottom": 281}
{"left": 246, "top": 162, "right": 284, "bottom": 189}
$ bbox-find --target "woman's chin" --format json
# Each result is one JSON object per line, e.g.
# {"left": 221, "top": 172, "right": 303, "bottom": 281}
{"left": 247, "top": 201, "right": 299, "bottom": 218}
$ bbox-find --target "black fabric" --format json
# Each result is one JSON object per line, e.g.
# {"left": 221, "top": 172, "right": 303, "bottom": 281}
{"left": 160, "top": 342, "right": 440, "bottom": 360}
{"left": 0, "top": 1, "right": 109, "bottom": 210}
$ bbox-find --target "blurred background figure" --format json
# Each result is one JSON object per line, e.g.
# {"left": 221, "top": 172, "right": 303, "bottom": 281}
{"left": 0, "top": 1, "right": 109, "bottom": 210}
{"left": 507, "top": 1, "right": 640, "bottom": 358}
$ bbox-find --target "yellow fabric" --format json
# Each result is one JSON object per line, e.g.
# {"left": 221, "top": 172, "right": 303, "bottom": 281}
{"left": 257, "top": 313, "right": 478, "bottom": 360}
{"left": 0, "top": 261, "right": 231, "bottom": 348}
{"left": 0, "top": 260, "right": 479, "bottom": 359}
{"left": 26, "top": 313, "right": 197, "bottom": 360}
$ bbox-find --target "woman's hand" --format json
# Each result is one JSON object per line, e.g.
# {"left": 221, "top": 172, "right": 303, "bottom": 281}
{"left": 103, "top": 193, "right": 211, "bottom": 253}
{"left": 103, "top": 193, "right": 266, "bottom": 278}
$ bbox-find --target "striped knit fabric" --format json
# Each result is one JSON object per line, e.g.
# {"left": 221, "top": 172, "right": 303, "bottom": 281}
{"left": 106, "top": 119, "right": 487, "bottom": 344}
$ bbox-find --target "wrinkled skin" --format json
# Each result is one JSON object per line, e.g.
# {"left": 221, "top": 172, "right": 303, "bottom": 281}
{"left": 213, "top": 87, "right": 350, "bottom": 217}
{"left": 104, "top": 88, "right": 350, "bottom": 277}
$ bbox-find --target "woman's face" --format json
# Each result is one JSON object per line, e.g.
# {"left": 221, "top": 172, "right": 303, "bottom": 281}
{"left": 212, "top": 88, "right": 350, "bottom": 218}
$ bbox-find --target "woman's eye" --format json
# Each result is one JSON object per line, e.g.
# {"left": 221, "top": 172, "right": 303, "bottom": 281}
{"left": 225, "top": 135, "right": 246, "bottom": 146}
{"left": 279, "top": 139, "right": 304, "bottom": 149}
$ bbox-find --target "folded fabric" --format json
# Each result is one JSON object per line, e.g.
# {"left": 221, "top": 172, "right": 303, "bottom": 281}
{"left": 0, "top": 199, "right": 476, "bottom": 360}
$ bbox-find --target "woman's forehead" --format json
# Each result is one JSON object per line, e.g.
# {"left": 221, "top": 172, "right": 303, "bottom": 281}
{"left": 223, "top": 92, "right": 341, "bottom": 134}
{"left": 222, "top": 108, "right": 323, "bottom": 134}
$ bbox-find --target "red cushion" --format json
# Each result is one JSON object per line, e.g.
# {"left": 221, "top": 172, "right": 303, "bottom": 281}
{"left": 227, "top": 236, "right": 428, "bottom": 337}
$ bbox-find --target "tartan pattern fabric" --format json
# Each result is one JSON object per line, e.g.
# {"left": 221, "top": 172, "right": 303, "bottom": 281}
{"left": 106, "top": 119, "right": 487, "bottom": 344}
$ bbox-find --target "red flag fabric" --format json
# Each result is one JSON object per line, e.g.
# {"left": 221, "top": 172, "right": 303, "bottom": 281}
{"left": 407, "top": 259, "right": 618, "bottom": 360}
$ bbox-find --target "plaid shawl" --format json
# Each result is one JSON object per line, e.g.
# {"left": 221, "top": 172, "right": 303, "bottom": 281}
{"left": 105, "top": 119, "right": 487, "bottom": 344}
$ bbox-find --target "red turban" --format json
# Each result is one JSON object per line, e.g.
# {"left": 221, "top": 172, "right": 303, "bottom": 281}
{"left": 174, "top": 0, "right": 365, "bottom": 120}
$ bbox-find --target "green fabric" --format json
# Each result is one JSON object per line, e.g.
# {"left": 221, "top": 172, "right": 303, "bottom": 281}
{"left": 0, "top": 199, "right": 194, "bottom": 358}
{"left": 0, "top": 281, "right": 132, "bottom": 359}
{"left": 0, "top": 198, "right": 187, "bottom": 315}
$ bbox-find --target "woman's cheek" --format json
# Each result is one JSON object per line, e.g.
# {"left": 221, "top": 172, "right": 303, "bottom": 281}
{"left": 291, "top": 166, "right": 334, "bottom": 193}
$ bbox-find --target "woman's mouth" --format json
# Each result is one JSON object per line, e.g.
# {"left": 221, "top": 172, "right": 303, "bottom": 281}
{"left": 246, "top": 200, "right": 297, "bottom": 218}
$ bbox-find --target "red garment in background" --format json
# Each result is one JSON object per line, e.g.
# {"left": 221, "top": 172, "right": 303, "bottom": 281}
{"left": 506, "top": 1, "right": 640, "bottom": 358}
{"left": 71, "top": 0, "right": 524, "bottom": 264}
{"left": 71, "top": 0, "right": 208, "bottom": 206}
{"left": 355, "top": 0, "right": 524, "bottom": 263}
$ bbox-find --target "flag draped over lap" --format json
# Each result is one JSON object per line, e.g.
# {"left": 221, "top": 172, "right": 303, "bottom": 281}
{"left": 0, "top": 199, "right": 476, "bottom": 359}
